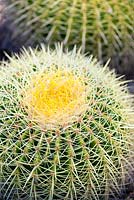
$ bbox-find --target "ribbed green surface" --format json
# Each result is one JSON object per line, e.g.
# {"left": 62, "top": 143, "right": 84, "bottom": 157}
{"left": 0, "top": 46, "right": 133, "bottom": 199}
{"left": 8, "top": 0, "right": 134, "bottom": 60}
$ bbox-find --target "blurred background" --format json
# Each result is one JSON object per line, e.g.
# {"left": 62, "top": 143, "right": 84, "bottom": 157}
{"left": 0, "top": 0, "right": 19, "bottom": 60}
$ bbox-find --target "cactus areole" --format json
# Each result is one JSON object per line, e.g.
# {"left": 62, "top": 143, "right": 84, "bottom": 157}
{"left": 0, "top": 46, "right": 133, "bottom": 199}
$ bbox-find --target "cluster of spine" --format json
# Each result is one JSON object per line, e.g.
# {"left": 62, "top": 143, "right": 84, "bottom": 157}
{"left": 0, "top": 46, "right": 133, "bottom": 199}
{"left": 8, "top": 0, "right": 134, "bottom": 61}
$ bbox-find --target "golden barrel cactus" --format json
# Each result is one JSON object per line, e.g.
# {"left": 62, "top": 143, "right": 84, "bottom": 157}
{"left": 7, "top": 0, "right": 134, "bottom": 61}
{"left": 0, "top": 46, "right": 133, "bottom": 199}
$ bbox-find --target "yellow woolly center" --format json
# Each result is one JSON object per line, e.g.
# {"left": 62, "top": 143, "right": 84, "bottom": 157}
{"left": 23, "top": 69, "right": 87, "bottom": 128}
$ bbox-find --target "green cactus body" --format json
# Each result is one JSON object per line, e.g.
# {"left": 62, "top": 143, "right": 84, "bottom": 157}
{"left": 8, "top": 0, "right": 134, "bottom": 60}
{"left": 0, "top": 46, "right": 133, "bottom": 199}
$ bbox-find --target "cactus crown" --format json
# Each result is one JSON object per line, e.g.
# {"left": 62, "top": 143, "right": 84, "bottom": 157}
{"left": 0, "top": 46, "right": 133, "bottom": 199}
{"left": 22, "top": 67, "right": 87, "bottom": 128}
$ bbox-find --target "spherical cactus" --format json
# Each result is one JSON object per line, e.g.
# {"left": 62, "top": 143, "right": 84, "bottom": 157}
{"left": 7, "top": 0, "right": 134, "bottom": 61}
{"left": 0, "top": 45, "right": 133, "bottom": 200}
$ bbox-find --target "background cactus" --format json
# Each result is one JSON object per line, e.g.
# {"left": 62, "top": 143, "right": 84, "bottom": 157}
{"left": 7, "top": 0, "right": 134, "bottom": 71}
{"left": 0, "top": 46, "right": 133, "bottom": 200}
